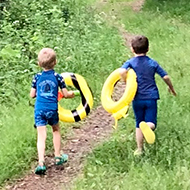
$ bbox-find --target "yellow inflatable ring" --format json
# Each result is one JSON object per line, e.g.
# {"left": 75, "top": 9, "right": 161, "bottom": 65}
{"left": 101, "top": 68, "right": 137, "bottom": 124}
{"left": 58, "top": 73, "right": 93, "bottom": 122}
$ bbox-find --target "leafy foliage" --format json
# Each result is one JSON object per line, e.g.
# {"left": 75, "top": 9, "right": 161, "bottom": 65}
{"left": 0, "top": 0, "right": 124, "bottom": 106}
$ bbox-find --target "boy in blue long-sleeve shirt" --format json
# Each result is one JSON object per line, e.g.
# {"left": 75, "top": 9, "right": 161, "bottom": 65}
{"left": 30, "top": 48, "right": 76, "bottom": 174}
{"left": 120, "top": 35, "right": 176, "bottom": 155}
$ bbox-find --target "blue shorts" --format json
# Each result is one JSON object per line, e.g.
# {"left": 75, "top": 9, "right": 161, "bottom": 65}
{"left": 132, "top": 99, "right": 157, "bottom": 128}
{"left": 35, "top": 110, "right": 59, "bottom": 127}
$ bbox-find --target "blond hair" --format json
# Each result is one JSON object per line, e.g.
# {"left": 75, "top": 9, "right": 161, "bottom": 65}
{"left": 38, "top": 48, "right": 56, "bottom": 69}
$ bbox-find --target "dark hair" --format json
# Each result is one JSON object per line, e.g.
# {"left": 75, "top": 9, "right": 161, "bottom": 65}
{"left": 131, "top": 35, "right": 149, "bottom": 54}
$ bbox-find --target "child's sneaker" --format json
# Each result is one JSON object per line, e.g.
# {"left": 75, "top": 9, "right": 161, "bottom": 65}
{"left": 140, "top": 121, "right": 155, "bottom": 144}
{"left": 55, "top": 154, "right": 68, "bottom": 165}
{"left": 35, "top": 164, "right": 46, "bottom": 175}
{"left": 134, "top": 149, "right": 143, "bottom": 156}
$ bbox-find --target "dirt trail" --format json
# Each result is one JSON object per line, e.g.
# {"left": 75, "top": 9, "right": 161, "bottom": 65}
{"left": 5, "top": 0, "right": 144, "bottom": 190}
{"left": 6, "top": 107, "right": 113, "bottom": 190}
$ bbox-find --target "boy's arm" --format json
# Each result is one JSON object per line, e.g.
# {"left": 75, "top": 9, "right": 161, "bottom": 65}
{"left": 162, "top": 75, "right": 176, "bottom": 96}
{"left": 119, "top": 68, "right": 128, "bottom": 82}
{"left": 61, "top": 88, "right": 75, "bottom": 98}
{"left": 30, "top": 88, "right": 36, "bottom": 98}
{"left": 30, "top": 74, "right": 38, "bottom": 98}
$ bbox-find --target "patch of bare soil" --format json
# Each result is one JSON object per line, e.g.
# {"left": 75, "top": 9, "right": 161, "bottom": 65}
{"left": 97, "top": 0, "right": 145, "bottom": 12}
{"left": 114, "top": 0, "right": 145, "bottom": 47}
{"left": 4, "top": 0, "right": 145, "bottom": 190}
{"left": 130, "top": 0, "right": 145, "bottom": 12}
{"left": 95, "top": 0, "right": 144, "bottom": 47}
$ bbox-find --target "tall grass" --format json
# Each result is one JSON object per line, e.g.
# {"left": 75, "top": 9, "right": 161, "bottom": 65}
{"left": 144, "top": 0, "right": 190, "bottom": 23}
{"left": 73, "top": 0, "right": 190, "bottom": 189}
{"left": 0, "top": 104, "right": 36, "bottom": 183}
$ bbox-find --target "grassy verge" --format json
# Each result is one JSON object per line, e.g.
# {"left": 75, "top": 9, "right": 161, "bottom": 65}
{"left": 0, "top": 104, "right": 36, "bottom": 183}
{"left": 144, "top": 0, "right": 190, "bottom": 23}
{"left": 72, "top": 0, "right": 190, "bottom": 189}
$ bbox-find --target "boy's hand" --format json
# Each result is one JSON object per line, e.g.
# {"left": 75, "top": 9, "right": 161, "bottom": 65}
{"left": 59, "top": 89, "right": 80, "bottom": 99}
{"left": 168, "top": 88, "right": 177, "bottom": 96}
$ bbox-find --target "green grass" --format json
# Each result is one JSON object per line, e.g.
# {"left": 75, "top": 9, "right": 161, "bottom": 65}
{"left": 144, "top": 0, "right": 190, "bottom": 24}
{"left": 0, "top": 104, "right": 36, "bottom": 183}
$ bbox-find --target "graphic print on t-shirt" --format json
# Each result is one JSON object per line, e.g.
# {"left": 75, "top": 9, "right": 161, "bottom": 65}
{"left": 39, "top": 80, "right": 56, "bottom": 97}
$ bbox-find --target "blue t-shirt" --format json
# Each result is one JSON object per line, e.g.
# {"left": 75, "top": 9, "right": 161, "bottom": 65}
{"left": 31, "top": 70, "right": 66, "bottom": 111}
{"left": 121, "top": 56, "right": 167, "bottom": 100}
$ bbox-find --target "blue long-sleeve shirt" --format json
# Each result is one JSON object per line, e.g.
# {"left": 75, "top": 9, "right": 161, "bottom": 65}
{"left": 121, "top": 56, "right": 167, "bottom": 100}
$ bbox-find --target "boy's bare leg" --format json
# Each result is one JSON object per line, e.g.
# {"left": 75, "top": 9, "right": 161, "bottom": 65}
{"left": 136, "top": 122, "right": 155, "bottom": 151}
{"left": 136, "top": 128, "right": 144, "bottom": 151}
{"left": 37, "top": 126, "right": 47, "bottom": 166}
{"left": 52, "top": 123, "right": 61, "bottom": 157}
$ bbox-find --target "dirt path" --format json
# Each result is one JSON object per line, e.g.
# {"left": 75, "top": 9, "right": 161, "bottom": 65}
{"left": 5, "top": 0, "right": 144, "bottom": 190}
{"left": 97, "top": 0, "right": 144, "bottom": 47}
{"left": 6, "top": 107, "right": 114, "bottom": 190}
